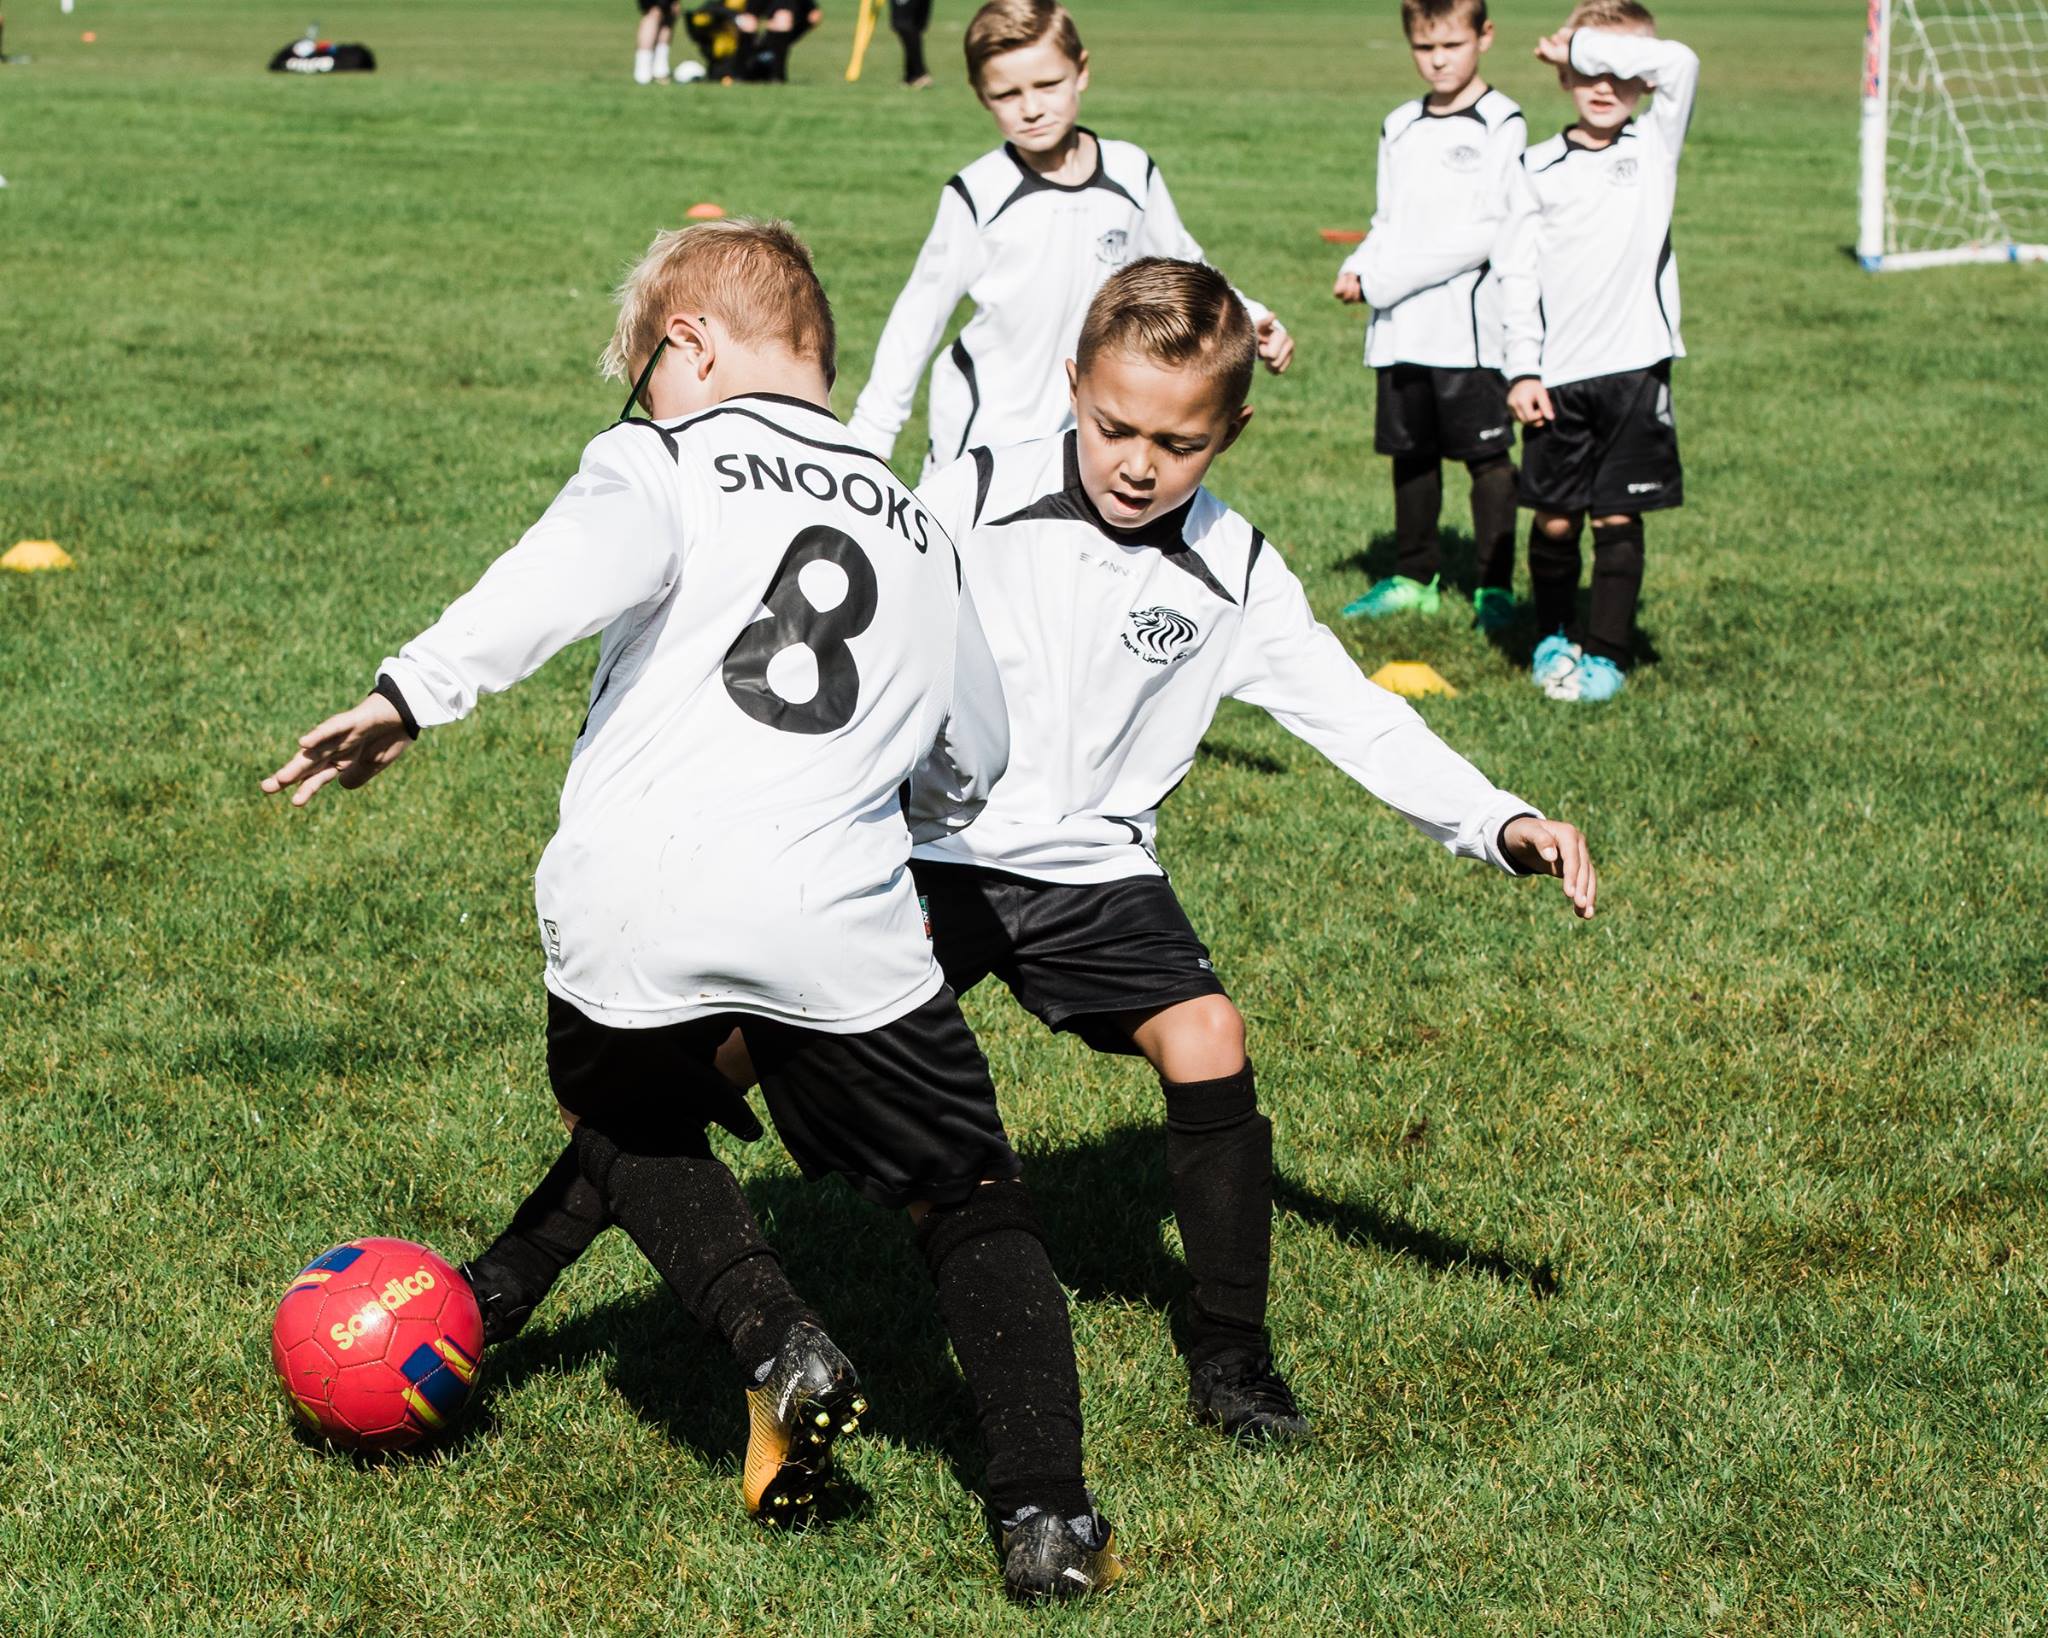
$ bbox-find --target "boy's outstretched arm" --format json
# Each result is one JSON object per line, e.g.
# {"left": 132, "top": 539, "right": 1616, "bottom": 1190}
{"left": 261, "top": 429, "right": 681, "bottom": 807}
{"left": 847, "top": 185, "right": 984, "bottom": 460}
{"left": 1224, "top": 543, "right": 1596, "bottom": 917}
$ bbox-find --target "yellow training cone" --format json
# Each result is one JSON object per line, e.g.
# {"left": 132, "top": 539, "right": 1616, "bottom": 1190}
{"left": 1371, "top": 661, "right": 1456, "bottom": 699}
{"left": 2, "top": 540, "right": 74, "bottom": 573}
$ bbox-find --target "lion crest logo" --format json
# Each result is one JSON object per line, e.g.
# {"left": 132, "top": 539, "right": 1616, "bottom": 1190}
{"left": 1610, "top": 155, "right": 1640, "bottom": 185}
{"left": 1096, "top": 227, "right": 1130, "bottom": 265}
{"left": 1444, "top": 144, "right": 1483, "bottom": 173}
{"left": 1121, "top": 606, "right": 1200, "bottom": 665}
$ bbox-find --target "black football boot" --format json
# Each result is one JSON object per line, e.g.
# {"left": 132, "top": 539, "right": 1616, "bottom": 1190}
{"left": 1187, "top": 1348, "right": 1311, "bottom": 1442}
{"left": 742, "top": 1319, "right": 868, "bottom": 1523}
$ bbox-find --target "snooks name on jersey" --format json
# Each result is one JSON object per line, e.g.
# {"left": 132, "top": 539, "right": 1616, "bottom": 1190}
{"left": 1121, "top": 606, "right": 1200, "bottom": 666}
{"left": 713, "top": 450, "right": 935, "bottom": 553}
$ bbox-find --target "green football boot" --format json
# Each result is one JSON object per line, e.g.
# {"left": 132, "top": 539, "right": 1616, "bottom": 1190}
{"left": 1342, "top": 573, "right": 1441, "bottom": 620}
{"left": 1471, "top": 586, "right": 1517, "bottom": 634}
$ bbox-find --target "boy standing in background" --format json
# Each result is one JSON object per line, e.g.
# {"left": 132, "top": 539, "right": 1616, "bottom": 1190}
{"left": 1498, "top": 1, "right": 1699, "bottom": 701}
{"left": 847, "top": 0, "right": 1292, "bottom": 476}
{"left": 1336, "top": 0, "right": 1525, "bottom": 631}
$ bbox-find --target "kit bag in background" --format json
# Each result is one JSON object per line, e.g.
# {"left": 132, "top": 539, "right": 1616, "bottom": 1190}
{"left": 269, "top": 38, "right": 377, "bottom": 73}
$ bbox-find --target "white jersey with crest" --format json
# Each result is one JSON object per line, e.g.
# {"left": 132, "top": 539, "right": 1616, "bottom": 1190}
{"left": 910, "top": 435, "right": 1537, "bottom": 886}
{"left": 377, "top": 393, "right": 1007, "bottom": 1033}
{"left": 1339, "top": 87, "right": 1525, "bottom": 370}
{"left": 846, "top": 132, "right": 1275, "bottom": 476}
{"left": 1498, "top": 30, "right": 1700, "bottom": 387}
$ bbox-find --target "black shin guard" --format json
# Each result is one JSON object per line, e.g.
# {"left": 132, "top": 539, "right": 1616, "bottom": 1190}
{"left": 1162, "top": 1065, "right": 1272, "bottom": 1366}
{"left": 1528, "top": 518, "right": 1583, "bottom": 637}
{"left": 469, "top": 1142, "right": 609, "bottom": 1318}
{"left": 1467, "top": 456, "right": 1519, "bottom": 591}
{"left": 1586, "top": 518, "right": 1645, "bottom": 666}
{"left": 572, "top": 1122, "right": 813, "bottom": 1379}
{"left": 915, "top": 1182, "right": 1087, "bottom": 1522}
{"left": 1392, "top": 455, "right": 1444, "bottom": 584}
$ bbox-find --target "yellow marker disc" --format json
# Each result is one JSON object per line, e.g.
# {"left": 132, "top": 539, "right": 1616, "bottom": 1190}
{"left": 2, "top": 540, "right": 74, "bottom": 573}
{"left": 1370, "top": 661, "right": 1457, "bottom": 699}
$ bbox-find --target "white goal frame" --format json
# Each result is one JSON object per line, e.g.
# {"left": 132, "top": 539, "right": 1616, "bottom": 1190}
{"left": 1859, "top": 0, "right": 2048, "bottom": 270}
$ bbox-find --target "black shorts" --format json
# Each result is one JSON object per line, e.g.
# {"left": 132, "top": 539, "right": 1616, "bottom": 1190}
{"left": 545, "top": 989, "right": 1019, "bottom": 1211}
{"left": 637, "top": 0, "right": 676, "bottom": 16}
{"left": 1518, "top": 362, "right": 1683, "bottom": 516}
{"left": 914, "top": 861, "right": 1229, "bottom": 1056}
{"left": 1374, "top": 364, "right": 1515, "bottom": 464}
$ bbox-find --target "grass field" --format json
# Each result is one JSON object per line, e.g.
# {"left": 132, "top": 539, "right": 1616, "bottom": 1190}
{"left": 4, "top": 0, "right": 2047, "bottom": 1630}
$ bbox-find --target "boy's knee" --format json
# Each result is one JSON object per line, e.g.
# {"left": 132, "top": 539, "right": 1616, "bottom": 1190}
{"left": 1534, "top": 510, "right": 1581, "bottom": 541}
{"left": 1139, "top": 995, "right": 1246, "bottom": 1084}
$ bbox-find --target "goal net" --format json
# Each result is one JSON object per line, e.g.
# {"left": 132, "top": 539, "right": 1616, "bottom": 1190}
{"left": 1859, "top": 0, "right": 2048, "bottom": 269}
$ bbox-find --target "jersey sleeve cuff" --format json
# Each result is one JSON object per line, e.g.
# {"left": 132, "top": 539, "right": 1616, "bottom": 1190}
{"left": 373, "top": 671, "right": 420, "bottom": 739}
{"left": 1486, "top": 807, "right": 1543, "bottom": 874}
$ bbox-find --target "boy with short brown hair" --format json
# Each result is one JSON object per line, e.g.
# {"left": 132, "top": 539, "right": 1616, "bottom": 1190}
{"left": 1336, "top": 0, "right": 1526, "bottom": 630}
{"left": 845, "top": 0, "right": 1292, "bottom": 476}
{"left": 466, "top": 256, "right": 1597, "bottom": 1460}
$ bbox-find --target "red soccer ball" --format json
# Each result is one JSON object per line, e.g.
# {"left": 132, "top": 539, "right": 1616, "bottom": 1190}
{"left": 270, "top": 1237, "right": 485, "bottom": 1452}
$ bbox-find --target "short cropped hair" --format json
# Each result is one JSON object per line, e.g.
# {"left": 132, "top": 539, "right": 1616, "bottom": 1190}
{"left": 963, "top": 0, "right": 1083, "bottom": 87}
{"left": 1565, "top": 0, "right": 1655, "bottom": 31}
{"left": 601, "top": 217, "right": 836, "bottom": 402}
{"left": 1401, "top": 0, "right": 1489, "bottom": 34}
{"left": 1076, "top": 258, "right": 1256, "bottom": 415}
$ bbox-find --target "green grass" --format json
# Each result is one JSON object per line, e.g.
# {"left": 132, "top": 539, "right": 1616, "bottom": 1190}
{"left": 3, "top": 0, "right": 2046, "bottom": 1630}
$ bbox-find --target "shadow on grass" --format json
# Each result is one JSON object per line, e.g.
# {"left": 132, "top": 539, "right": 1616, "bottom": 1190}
{"left": 1339, "top": 528, "right": 1663, "bottom": 670}
{"left": 473, "top": 1122, "right": 1556, "bottom": 1503}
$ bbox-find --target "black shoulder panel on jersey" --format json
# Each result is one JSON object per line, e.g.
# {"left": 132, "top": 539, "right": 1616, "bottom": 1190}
{"left": 987, "top": 432, "right": 1232, "bottom": 604}
{"left": 1160, "top": 544, "right": 1236, "bottom": 606}
{"left": 946, "top": 173, "right": 979, "bottom": 224}
{"left": 1243, "top": 529, "right": 1265, "bottom": 600}
{"left": 614, "top": 417, "right": 681, "bottom": 462}
{"left": 989, "top": 131, "right": 1140, "bottom": 223}
{"left": 969, "top": 445, "right": 995, "bottom": 523}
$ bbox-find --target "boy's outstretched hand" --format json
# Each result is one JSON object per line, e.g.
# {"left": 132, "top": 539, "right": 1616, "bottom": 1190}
{"left": 1332, "top": 271, "right": 1364, "bottom": 304}
{"left": 262, "top": 692, "right": 414, "bottom": 808}
{"left": 1501, "top": 815, "right": 1598, "bottom": 918}
{"left": 1534, "top": 28, "right": 1574, "bottom": 66}
{"left": 1255, "top": 314, "right": 1295, "bottom": 373}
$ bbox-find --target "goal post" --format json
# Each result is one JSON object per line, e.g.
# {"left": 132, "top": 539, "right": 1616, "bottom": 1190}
{"left": 1858, "top": 0, "right": 2048, "bottom": 270}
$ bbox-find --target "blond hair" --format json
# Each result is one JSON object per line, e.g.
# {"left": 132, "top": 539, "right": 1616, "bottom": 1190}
{"left": 600, "top": 218, "right": 836, "bottom": 405}
{"left": 1565, "top": 0, "right": 1655, "bottom": 31}
{"left": 1076, "top": 258, "right": 1256, "bottom": 415}
{"left": 963, "top": 0, "right": 1083, "bottom": 88}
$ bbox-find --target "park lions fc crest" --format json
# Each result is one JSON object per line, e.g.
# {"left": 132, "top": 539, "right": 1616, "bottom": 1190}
{"left": 1121, "top": 606, "right": 1200, "bottom": 665}
{"left": 1096, "top": 227, "right": 1130, "bottom": 264}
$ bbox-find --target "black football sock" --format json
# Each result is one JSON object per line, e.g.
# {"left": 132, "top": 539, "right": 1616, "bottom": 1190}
{"left": 1162, "top": 1064, "right": 1272, "bottom": 1367}
{"left": 572, "top": 1122, "right": 814, "bottom": 1380}
{"left": 1392, "top": 454, "right": 1444, "bottom": 584}
{"left": 1529, "top": 519, "right": 1583, "bottom": 638}
{"left": 467, "top": 1142, "right": 609, "bottom": 1331}
{"left": 915, "top": 1181, "right": 1088, "bottom": 1522}
{"left": 1467, "top": 456, "right": 1519, "bottom": 591}
{"left": 1586, "top": 518, "right": 1645, "bottom": 667}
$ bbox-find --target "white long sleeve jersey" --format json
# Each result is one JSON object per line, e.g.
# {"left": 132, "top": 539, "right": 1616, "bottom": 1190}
{"left": 909, "top": 435, "right": 1537, "bottom": 886}
{"left": 1498, "top": 30, "right": 1700, "bottom": 387}
{"left": 1340, "top": 88, "right": 1525, "bottom": 370}
{"left": 846, "top": 132, "right": 1274, "bottom": 475}
{"left": 377, "top": 394, "right": 1008, "bottom": 1033}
